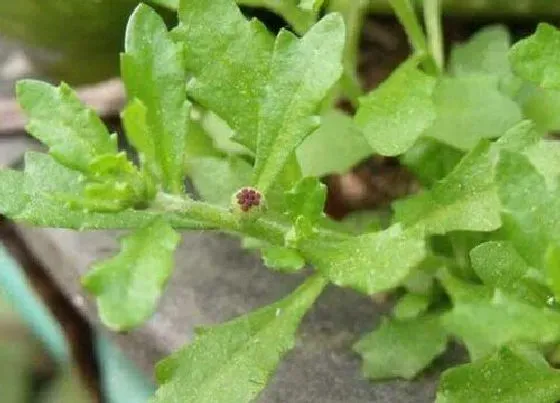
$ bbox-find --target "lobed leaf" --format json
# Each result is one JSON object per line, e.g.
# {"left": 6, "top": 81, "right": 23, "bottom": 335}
{"left": 496, "top": 150, "right": 560, "bottom": 268}
{"left": 264, "top": 155, "right": 304, "bottom": 213}
{"left": 393, "top": 293, "right": 431, "bottom": 320}
{"left": 450, "top": 24, "right": 560, "bottom": 132}
{"left": 261, "top": 246, "right": 306, "bottom": 273}
{"left": 355, "top": 58, "right": 437, "bottom": 156}
{"left": 121, "top": 99, "right": 159, "bottom": 187}
{"left": 150, "top": 0, "right": 319, "bottom": 33}
{"left": 443, "top": 291, "right": 560, "bottom": 360}
{"left": 22, "top": 152, "right": 134, "bottom": 213}
{"left": 0, "top": 154, "right": 204, "bottom": 230}
{"left": 400, "top": 138, "right": 463, "bottom": 186}
{"left": 402, "top": 255, "right": 443, "bottom": 295}
{"left": 296, "top": 110, "right": 372, "bottom": 177}
{"left": 195, "top": 111, "right": 249, "bottom": 156}
{"left": 423, "top": 75, "right": 522, "bottom": 151}
{"left": 152, "top": 274, "right": 327, "bottom": 403}
{"left": 253, "top": 13, "right": 345, "bottom": 193}
{"left": 396, "top": 121, "right": 540, "bottom": 237}
{"left": 300, "top": 224, "right": 426, "bottom": 294}
{"left": 284, "top": 215, "right": 315, "bottom": 249}
{"left": 523, "top": 139, "right": 560, "bottom": 189}
{"left": 16, "top": 80, "right": 117, "bottom": 174}
{"left": 516, "top": 83, "right": 560, "bottom": 132}
{"left": 510, "top": 23, "right": 560, "bottom": 91}
{"left": 285, "top": 177, "right": 326, "bottom": 223}
{"left": 470, "top": 241, "right": 550, "bottom": 306}
{"left": 436, "top": 347, "right": 560, "bottom": 403}
{"left": 394, "top": 141, "right": 501, "bottom": 235}
{"left": 354, "top": 315, "right": 447, "bottom": 380}
{"left": 449, "top": 25, "right": 511, "bottom": 78}
{"left": 438, "top": 269, "right": 493, "bottom": 305}
{"left": 0, "top": 170, "right": 28, "bottom": 217}
{"left": 174, "top": 0, "right": 274, "bottom": 151}
{"left": 188, "top": 156, "right": 252, "bottom": 207}
{"left": 121, "top": 4, "right": 190, "bottom": 194}
{"left": 334, "top": 210, "right": 384, "bottom": 234}
{"left": 82, "top": 219, "right": 181, "bottom": 331}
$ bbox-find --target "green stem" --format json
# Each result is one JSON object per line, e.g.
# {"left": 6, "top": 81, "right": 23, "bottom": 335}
{"left": 387, "top": 0, "right": 438, "bottom": 74}
{"left": 154, "top": 193, "right": 285, "bottom": 244}
{"left": 327, "top": 0, "right": 368, "bottom": 106}
{"left": 423, "top": 0, "right": 444, "bottom": 73}
{"left": 370, "top": 0, "right": 560, "bottom": 16}
{"left": 154, "top": 193, "right": 350, "bottom": 246}
{"left": 388, "top": 0, "right": 428, "bottom": 55}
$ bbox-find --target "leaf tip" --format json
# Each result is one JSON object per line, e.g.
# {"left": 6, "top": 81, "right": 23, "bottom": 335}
{"left": 322, "top": 11, "right": 345, "bottom": 29}
{"left": 16, "top": 79, "right": 54, "bottom": 108}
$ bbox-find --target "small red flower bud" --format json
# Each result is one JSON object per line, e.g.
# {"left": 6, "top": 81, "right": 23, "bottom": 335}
{"left": 230, "top": 187, "right": 265, "bottom": 216}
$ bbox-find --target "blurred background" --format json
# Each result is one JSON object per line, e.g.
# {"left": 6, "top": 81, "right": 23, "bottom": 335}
{"left": 0, "top": 1, "right": 556, "bottom": 402}
{"left": 0, "top": 2, "right": 169, "bottom": 402}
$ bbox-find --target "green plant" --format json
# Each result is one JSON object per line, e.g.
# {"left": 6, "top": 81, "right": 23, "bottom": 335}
{"left": 5, "top": 0, "right": 560, "bottom": 401}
